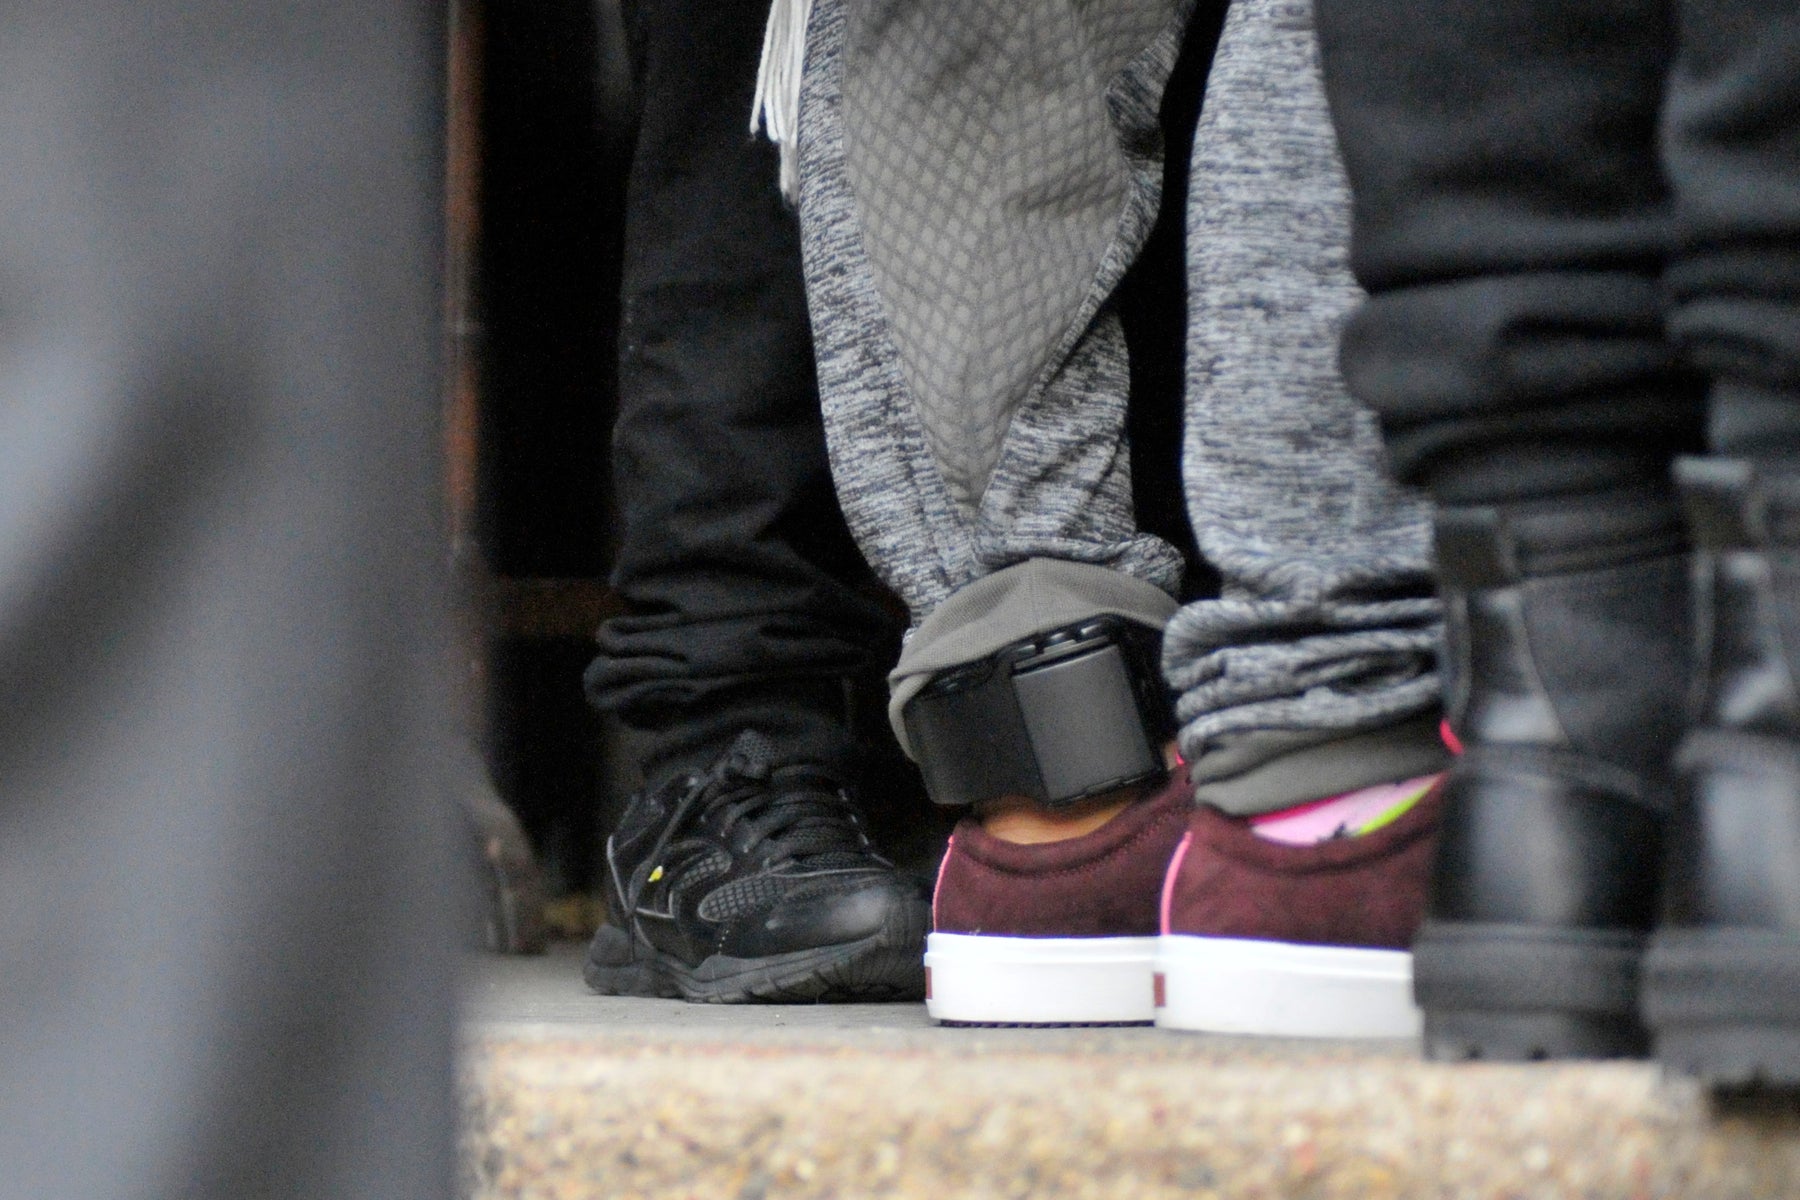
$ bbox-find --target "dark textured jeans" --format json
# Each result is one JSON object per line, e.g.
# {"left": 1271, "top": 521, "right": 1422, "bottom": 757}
{"left": 1314, "top": 0, "right": 1800, "bottom": 505}
{"left": 584, "top": 0, "right": 897, "bottom": 784}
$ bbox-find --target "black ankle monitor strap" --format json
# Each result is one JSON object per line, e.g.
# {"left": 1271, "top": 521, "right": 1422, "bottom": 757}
{"left": 901, "top": 616, "right": 1173, "bottom": 809}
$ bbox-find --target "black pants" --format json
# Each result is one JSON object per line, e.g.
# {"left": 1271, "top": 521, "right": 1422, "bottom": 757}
{"left": 1314, "top": 0, "right": 1800, "bottom": 506}
{"left": 0, "top": 3, "right": 455, "bottom": 1196}
{"left": 585, "top": 0, "right": 896, "bottom": 785}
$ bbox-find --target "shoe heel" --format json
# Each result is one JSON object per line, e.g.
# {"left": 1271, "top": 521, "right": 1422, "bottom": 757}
{"left": 582, "top": 923, "right": 681, "bottom": 998}
{"left": 1425, "top": 1010, "right": 1648, "bottom": 1061}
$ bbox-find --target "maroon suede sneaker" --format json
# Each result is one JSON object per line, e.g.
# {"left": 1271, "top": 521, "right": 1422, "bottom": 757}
{"left": 923, "top": 773, "right": 1192, "bottom": 1025}
{"left": 1154, "top": 777, "right": 1444, "bottom": 1037}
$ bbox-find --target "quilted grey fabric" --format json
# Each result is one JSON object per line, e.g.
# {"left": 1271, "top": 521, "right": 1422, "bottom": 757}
{"left": 841, "top": 0, "right": 1184, "bottom": 510}
{"left": 798, "top": 0, "right": 1188, "bottom": 629}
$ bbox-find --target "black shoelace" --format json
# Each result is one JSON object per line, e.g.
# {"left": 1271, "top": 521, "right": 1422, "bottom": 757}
{"left": 621, "top": 740, "right": 888, "bottom": 949}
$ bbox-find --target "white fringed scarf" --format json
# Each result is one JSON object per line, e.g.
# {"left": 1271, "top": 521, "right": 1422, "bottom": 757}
{"left": 749, "top": 0, "right": 815, "bottom": 203}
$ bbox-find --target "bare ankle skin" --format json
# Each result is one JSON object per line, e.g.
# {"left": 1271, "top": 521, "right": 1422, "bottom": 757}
{"left": 976, "top": 741, "right": 1180, "bottom": 844}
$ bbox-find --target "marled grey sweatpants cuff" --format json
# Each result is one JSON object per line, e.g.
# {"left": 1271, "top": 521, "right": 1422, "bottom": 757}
{"left": 1188, "top": 713, "right": 1447, "bottom": 815}
{"left": 797, "top": 0, "right": 1187, "bottom": 631}
{"left": 1166, "top": 0, "right": 1442, "bottom": 809}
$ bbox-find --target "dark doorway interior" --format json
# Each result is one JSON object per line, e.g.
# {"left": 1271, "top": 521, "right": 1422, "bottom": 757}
{"left": 463, "top": 0, "right": 632, "bottom": 902}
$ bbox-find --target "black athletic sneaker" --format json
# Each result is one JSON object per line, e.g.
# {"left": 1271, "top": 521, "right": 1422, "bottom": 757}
{"left": 584, "top": 732, "right": 929, "bottom": 1002}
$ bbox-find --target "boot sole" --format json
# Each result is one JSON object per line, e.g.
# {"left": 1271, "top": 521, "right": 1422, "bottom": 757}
{"left": 1414, "top": 920, "right": 1648, "bottom": 1060}
{"left": 1645, "top": 927, "right": 1800, "bottom": 1087}
{"left": 584, "top": 898, "right": 929, "bottom": 1004}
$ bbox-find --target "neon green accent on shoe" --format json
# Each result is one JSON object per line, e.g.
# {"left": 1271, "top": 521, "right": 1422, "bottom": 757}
{"left": 1351, "top": 777, "right": 1439, "bottom": 837}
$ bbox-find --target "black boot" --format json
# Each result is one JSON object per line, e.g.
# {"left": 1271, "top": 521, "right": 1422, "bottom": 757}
{"left": 1646, "top": 459, "right": 1800, "bottom": 1085}
{"left": 1416, "top": 492, "right": 1689, "bottom": 1060}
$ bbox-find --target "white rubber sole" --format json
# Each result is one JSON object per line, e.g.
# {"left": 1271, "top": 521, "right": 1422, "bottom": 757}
{"left": 924, "top": 932, "right": 1158, "bottom": 1024}
{"left": 1154, "top": 934, "right": 1421, "bottom": 1038}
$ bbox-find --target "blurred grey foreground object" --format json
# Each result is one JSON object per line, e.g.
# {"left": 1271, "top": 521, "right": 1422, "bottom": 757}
{"left": 0, "top": 3, "right": 459, "bottom": 1198}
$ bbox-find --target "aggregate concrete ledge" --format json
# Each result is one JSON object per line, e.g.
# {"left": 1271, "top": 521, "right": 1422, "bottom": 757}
{"left": 461, "top": 950, "right": 1800, "bottom": 1200}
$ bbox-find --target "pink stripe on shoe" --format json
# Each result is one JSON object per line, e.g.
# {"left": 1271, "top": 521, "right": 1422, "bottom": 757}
{"left": 1248, "top": 775, "right": 1440, "bottom": 846}
{"left": 1160, "top": 831, "right": 1195, "bottom": 935}
{"left": 931, "top": 832, "right": 955, "bottom": 931}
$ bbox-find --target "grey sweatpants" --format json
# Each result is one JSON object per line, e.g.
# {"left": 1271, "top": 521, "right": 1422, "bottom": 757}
{"left": 797, "top": 0, "right": 1444, "bottom": 809}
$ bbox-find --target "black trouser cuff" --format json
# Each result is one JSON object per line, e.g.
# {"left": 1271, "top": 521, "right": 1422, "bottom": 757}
{"left": 624, "top": 675, "right": 857, "bottom": 788}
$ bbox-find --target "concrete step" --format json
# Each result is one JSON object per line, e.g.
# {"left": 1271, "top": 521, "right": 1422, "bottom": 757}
{"left": 462, "top": 946, "right": 1800, "bottom": 1199}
